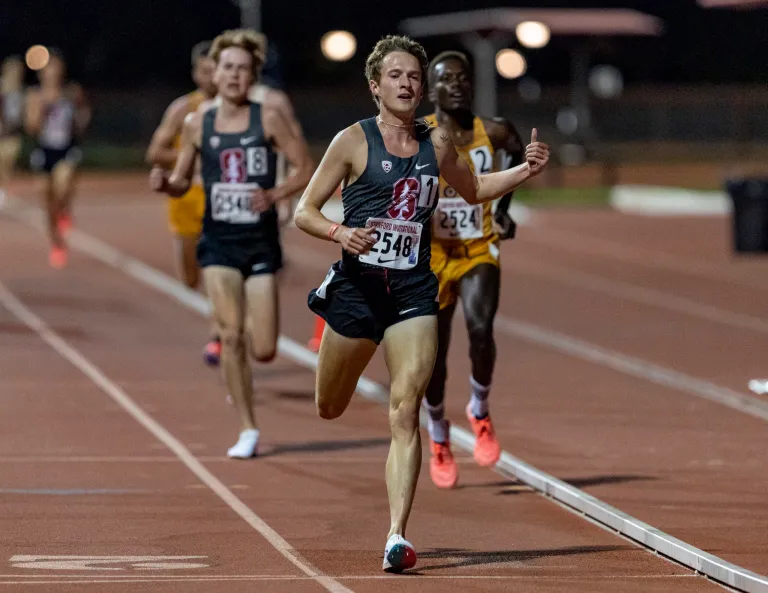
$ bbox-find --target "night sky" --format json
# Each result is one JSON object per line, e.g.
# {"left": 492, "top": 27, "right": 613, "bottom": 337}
{"left": 2, "top": 0, "right": 768, "bottom": 90}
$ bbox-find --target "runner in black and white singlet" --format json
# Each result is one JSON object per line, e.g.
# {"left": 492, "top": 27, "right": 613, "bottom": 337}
{"left": 307, "top": 116, "right": 441, "bottom": 341}
{"left": 150, "top": 29, "right": 314, "bottom": 460}
{"left": 24, "top": 50, "right": 90, "bottom": 269}
{"left": 197, "top": 100, "right": 281, "bottom": 274}
{"left": 294, "top": 35, "right": 549, "bottom": 574}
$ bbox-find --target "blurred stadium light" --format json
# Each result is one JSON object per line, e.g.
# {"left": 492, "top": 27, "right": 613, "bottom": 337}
{"left": 495, "top": 49, "right": 527, "bottom": 79}
{"left": 515, "top": 21, "right": 551, "bottom": 49}
{"left": 321, "top": 31, "right": 357, "bottom": 62}
{"left": 400, "top": 8, "right": 663, "bottom": 141}
{"left": 25, "top": 45, "right": 50, "bottom": 71}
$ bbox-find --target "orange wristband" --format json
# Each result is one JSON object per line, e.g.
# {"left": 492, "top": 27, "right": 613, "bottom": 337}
{"left": 328, "top": 223, "right": 340, "bottom": 241}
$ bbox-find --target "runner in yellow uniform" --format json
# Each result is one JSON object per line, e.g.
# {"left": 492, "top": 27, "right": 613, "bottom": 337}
{"left": 146, "top": 41, "right": 221, "bottom": 365}
{"left": 423, "top": 51, "right": 523, "bottom": 489}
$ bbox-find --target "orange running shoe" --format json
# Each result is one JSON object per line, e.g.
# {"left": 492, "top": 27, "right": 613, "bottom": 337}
{"left": 49, "top": 246, "right": 68, "bottom": 269}
{"left": 57, "top": 213, "right": 72, "bottom": 238}
{"left": 465, "top": 404, "right": 501, "bottom": 467}
{"left": 429, "top": 434, "right": 458, "bottom": 489}
{"left": 203, "top": 337, "right": 221, "bottom": 367}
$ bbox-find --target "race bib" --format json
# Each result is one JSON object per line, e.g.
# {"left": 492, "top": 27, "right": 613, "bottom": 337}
{"left": 358, "top": 217, "right": 421, "bottom": 270}
{"left": 211, "top": 182, "right": 261, "bottom": 224}
{"left": 433, "top": 198, "right": 483, "bottom": 240}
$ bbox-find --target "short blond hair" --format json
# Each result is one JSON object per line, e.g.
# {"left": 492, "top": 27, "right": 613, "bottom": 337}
{"left": 365, "top": 35, "right": 428, "bottom": 107}
{"left": 209, "top": 29, "right": 266, "bottom": 76}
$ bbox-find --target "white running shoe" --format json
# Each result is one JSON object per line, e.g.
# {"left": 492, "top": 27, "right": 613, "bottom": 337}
{"left": 382, "top": 534, "right": 417, "bottom": 573}
{"left": 227, "top": 429, "right": 259, "bottom": 459}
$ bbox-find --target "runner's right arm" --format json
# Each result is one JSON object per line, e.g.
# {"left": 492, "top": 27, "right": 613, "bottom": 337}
{"left": 293, "top": 125, "right": 376, "bottom": 255}
{"left": 146, "top": 97, "right": 188, "bottom": 169}
{"left": 148, "top": 112, "right": 199, "bottom": 198}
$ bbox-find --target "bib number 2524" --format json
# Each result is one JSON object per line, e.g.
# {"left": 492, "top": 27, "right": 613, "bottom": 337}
{"left": 433, "top": 198, "right": 483, "bottom": 240}
{"left": 357, "top": 218, "right": 422, "bottom": 270}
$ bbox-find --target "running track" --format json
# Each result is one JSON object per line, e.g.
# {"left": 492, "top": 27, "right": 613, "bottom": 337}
{"left": 0, "top": 173, "right": 766, "bottom": 592}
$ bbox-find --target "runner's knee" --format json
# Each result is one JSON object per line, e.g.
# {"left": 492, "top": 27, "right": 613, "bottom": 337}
{"left": 317, "top": 396, "right": 346, "bottom": 420}
{"left": 465, "top": 302, "right": 495, "bottom": 347}
{"left": 250, "top": 343, "right": 276, "bottom": 363}
{"left": 219, "top": 327, "right": 245, "bottom": 352}
{"left": 390, "top": 373, "right": 426, "bottom": 434}
{"left": 389, "top": 395, "right": 420, "bottom": 435}
{"left": 467, "top": 319, "right": 493, "bottom": 350}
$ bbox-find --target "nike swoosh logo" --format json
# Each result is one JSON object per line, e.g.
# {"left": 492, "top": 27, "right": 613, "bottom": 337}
{"left": 240, "top": 136, "right": 258, "bottom": 145}
{"left": 415, "top": 164, "right": 430, "bottom": 170}
{"left": 399, "top": 307, "right": 418, "bottom": 316}
{"left": 377, "top": 256, "right": 397, "bottom": 264}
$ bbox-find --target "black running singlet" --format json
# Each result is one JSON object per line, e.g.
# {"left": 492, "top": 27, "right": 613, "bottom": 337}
{"left": 200, "top": 102, "right": 278, "bottom": 243}
{"left": 341, "top": 117, "right": 440, "bottom": 275}
{"left": 37, "top": 92, "right": 76, "bottom": 150}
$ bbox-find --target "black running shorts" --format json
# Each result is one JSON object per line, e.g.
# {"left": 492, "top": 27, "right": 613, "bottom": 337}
{"left": 197, "top": 234, "right": 283, "bottom": 278}
{"left": 308, "top": 260, "right": 439, "bottom": 345}
{"left": 30, "top": 145, "right": 82, "bottom": 174}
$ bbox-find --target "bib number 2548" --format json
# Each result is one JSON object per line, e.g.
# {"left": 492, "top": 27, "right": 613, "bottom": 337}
{"left": 357, "top": 218, "right": 422, "bottom": 270}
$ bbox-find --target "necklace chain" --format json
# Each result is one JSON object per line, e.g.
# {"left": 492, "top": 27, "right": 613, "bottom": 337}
{"left": 377, "top": 115, "right": 412, "bottom": 130}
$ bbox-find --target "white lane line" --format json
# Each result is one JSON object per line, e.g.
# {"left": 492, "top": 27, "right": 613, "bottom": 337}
{"left": 505, "top": 256, "right": 768, "bottom": 334}
{"left": 494, "top": 315, "right": 768, "bottom": 423}
{"left": 3, "top": 199, "right": 766, "bottom": 592}
{"left": 525, "top": 227, "right": 768, "bottom": 292}
{"left": 0, "top": 574, "right": 700, "bottom": 582}
{"left": 0, "top": 455, "right": 410, "bottom": 465}
{"left": 0, "top": 282, "right": 353, "bottom": 593}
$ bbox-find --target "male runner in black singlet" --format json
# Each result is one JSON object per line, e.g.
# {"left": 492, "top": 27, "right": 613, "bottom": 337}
{"left": 25, "top": 50, "right": 90, "bottom": 268}
{"left": 294, "top": 34, "right": 549, "bottom": 573}
{"left": 150, "top": 29, "right": 314, "bottom": 459}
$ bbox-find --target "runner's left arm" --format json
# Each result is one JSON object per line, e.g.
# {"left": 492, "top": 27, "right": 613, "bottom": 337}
{"left": 264, "top": 88, "right": 303, "bottom": 138}
{"left": 262, "top": 106, "right": 314, "bottom": 202}
{"left": 434, "top": 126, "right": 548, "bottom": 205}
{"left": 490, "top": 118, "right": 524, "bottom": 239}
{"left": 23, "top": 89, "right": 43, "bottom": 137}
{"left": 70, "top": 83, "right": 91, "bottom": 138}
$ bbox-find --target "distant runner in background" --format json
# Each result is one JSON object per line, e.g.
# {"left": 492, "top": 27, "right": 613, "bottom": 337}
{"left": 423, "top": 50, "right": 524, "bottom": 489}
{"left": 146, "top": 41, "right": 221, "bottom": 366}
{"left": 25, "top": 49, "right": 90, "bottom": 269}
{"left": 150, "top": 29, "right": 314, "bottom": 459}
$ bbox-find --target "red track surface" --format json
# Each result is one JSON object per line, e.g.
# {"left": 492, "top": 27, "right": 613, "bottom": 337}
{"left": 0, "top": 173, "right": 766, "bottom": 591}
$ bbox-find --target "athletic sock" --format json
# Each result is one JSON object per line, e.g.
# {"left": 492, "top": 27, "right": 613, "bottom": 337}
{"left": 227, "top": 428, "right": 260, "bottom": 458}
{"left": 424, "top": 401, "right": 448, "bottom": 444}
{"left": 469, "top": 376, "right": 491, "bottom": 419}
